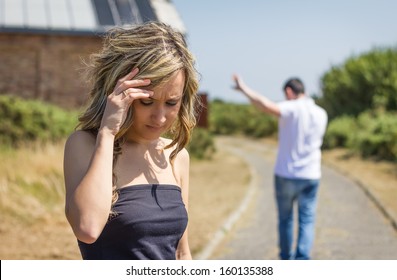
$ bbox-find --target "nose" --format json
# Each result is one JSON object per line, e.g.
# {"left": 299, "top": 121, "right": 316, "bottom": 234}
{"left": 151, "top": 105, "right": 167, "bottom": 125}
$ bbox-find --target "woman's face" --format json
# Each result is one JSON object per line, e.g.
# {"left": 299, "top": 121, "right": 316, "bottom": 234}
{"left": 128, "top": 70, "right": 185, "bottom": 143}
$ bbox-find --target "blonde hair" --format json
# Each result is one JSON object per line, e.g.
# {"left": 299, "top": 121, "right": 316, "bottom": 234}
{"left": 77, "top": 22, "right": 200, "bottom": 209}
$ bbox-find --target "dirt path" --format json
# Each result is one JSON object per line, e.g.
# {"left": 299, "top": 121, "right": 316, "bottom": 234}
{"left": 210, "top": 136, "right": 397, "bottom": 260}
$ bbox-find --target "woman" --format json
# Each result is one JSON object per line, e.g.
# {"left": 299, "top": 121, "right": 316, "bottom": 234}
{"left": 63, "top": 22, "right": 200, "bottom": 260}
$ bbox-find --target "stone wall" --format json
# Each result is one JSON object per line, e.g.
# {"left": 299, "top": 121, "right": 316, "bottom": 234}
{"left": 0, "top": 33, "right": 102, "bottom": 108}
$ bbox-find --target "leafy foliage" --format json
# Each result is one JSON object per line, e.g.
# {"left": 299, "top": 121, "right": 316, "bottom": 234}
{"left": 187, "top": 100, "right": 277, "bottom": 160}
{"left": 323, "top": 115, "right": 357, "bottom": 149}
{"left": 318, "top": 47, "right": 397, "bottom": 120}
{"left": 208, "top": 100, "right": 277, "bottom": 137}
{"left": 318, "top": 46, "right": 397, "bottom": 161}
{"left": 355, "top": 111, "right": 397, "bottom": 160}
{"left": 0, "top": 95, "right": 78, "bottom": 146}
{"left": 188, "top": 128, "right": 216, "bottom": 160}
{"left": 323, "top": 111, "right": 397, "bottom": 161}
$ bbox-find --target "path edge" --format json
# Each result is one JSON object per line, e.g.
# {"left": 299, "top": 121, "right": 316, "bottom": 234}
{"left": 194, "top": 146, "right": 259, "bottom": 260}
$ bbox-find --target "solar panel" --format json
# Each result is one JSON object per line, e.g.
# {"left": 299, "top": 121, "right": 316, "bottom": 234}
{"left": 92, "top": 0, "right": 115, "bottom": 26}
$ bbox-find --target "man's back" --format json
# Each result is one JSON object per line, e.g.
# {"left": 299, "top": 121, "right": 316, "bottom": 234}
{"left": 275, "top": 97, "right": 328, "bottom": 180}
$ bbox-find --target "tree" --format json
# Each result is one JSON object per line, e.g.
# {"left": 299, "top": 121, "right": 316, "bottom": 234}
{"left": 318, "top": 47, "right": 397, "bottom": 120}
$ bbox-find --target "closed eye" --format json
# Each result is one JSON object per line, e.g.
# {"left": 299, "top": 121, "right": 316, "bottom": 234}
{"left": 140, "top": 99, "right": 153, "bottom": 106}
{"left": 166, "top": 97, "right": 182, "bottom": 106}
{"left": 166, "top": 101, "right": 179, "bottom": 106}
{"left": 140, "top": 97, "right": 181, "bottom": 106}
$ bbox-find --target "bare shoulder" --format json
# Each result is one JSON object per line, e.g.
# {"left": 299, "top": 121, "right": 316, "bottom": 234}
{"left": 65, "top": 130, "right": 96, "bottom": 152}
{"left": 160, "top": 137, "right": 190, "bottom": 164}
{"left": 160, "top": 137, "right": 173, "bottom": 147}
{"left": 64, "top": 130, "right": 96, "bottom": 169}
{"left": 175, "top": 147, "right": 190, "bottom": 164}
{"left": 64, "top": 130, "right": 97, "bottom": 190}
{"left": 174, "top": 147, "right": 190, "bottom": 187}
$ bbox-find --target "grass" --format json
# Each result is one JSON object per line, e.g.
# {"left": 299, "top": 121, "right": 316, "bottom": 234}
{"left": 0, "top": 142, "right": 65, "bottom": 222}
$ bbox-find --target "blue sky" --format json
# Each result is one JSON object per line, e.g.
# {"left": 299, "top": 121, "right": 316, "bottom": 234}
{"left": 172, "top": 0, "right": 397, "bottom": 103}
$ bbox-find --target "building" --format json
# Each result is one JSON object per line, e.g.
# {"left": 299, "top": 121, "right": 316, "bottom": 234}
{"left": 0, "top": 0, "right": 186, "bottom": 108}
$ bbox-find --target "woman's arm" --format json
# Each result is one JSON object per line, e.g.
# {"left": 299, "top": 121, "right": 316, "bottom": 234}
{"left": 174, "top": 148, "right": 192, "bottom": 260}
{"left": 64, "top": 130, "right": 115, "bottom": 244}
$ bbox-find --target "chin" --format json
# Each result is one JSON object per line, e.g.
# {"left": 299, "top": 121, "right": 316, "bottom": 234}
{"left": 144, "top": 130, "right": 164, "bottom": 141}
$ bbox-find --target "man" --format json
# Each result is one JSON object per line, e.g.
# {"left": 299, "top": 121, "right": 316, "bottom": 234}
{"left": 232, "top": 74, "right": 328, "bottom": 260}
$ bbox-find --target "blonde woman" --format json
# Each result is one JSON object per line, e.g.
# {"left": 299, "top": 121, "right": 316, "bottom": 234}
{"left": 63, "top": 22, "right": 200, "bottom": 260}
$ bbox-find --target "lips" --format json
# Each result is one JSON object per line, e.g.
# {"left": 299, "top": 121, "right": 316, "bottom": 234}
{"left": 146, "top": 125, "right": 164, "bottom": 132}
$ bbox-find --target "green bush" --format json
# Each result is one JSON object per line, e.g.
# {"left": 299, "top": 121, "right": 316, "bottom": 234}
{"left": 0, "top": 95, "right": 78, "bottom": 146}
{"left": 187, "top": 128, "right": 216, "bottom": 160}
{"left": 323, "top": 111, "right": 397, "bottom": 161}
{"left": 242, "top": 106, "right": 278, "bottom": 137}
{"left": 355, "top": 111, "right": 397, "bottom": 160}
{"left": 208, "top": 101, "right": 244, "bottom": 135}
{"left": 209, "top": 100, "right": 277, "bottom": 137}
{"left": 323, "top": 115, "right": 357, "bottom": 149}
{"left": 318, "top": 47, "right": 397, "bottom": 120}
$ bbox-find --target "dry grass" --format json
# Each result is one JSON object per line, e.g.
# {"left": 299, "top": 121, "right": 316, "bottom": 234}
{"left": 0, "top": 141, "right": 77, "bottom": 259}
{"left": 189, "top": 148, "right": 250, "bottom": 256}
{"left": 0, "top": 139, "right": 250, "bottom": 259}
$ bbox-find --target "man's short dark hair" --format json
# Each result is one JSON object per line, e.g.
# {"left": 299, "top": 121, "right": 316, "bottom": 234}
{"left": 283, "top": 78, "right": 305, "bottom": 95}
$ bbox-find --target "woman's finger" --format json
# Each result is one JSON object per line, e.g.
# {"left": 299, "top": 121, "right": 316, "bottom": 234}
{"left": 122, "top": 78, "right": 151, "bottom": 89}
{"left": 115, "top": 79, "right": 151, "bottom": 97}
{"left": 119, "top": 67, "right": 139, "bottom": 83}
{"left": 121, "top": 88, "right": 153, "bottom": 100}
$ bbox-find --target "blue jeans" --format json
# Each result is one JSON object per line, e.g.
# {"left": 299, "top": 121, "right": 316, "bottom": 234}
{"left": 274, "top": 175, "right": 320, "bottom": 260}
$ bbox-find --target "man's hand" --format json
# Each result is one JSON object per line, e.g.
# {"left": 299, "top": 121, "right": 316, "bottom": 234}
{"left": 232, "top": 74, "right": 245, "bottom": 91}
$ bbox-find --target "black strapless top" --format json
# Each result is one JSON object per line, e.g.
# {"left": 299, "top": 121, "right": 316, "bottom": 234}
{"left": 77, "top": 184, "right": 188, "bottom": 260}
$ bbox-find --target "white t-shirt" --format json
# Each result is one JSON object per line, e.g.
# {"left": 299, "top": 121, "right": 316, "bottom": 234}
{"left": 275, "top": 97, "right": 328, "bottom": 179}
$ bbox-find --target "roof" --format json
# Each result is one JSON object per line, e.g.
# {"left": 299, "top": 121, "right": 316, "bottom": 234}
{"left": 0, "top": 0, "right": 186, "bottom": 35}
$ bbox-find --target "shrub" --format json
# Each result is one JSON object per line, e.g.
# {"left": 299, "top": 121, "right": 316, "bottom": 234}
{"left": 318, "top": 47, "right": 397, "bottom": 120}
{"left": 209, "top": 100, "right": 277, "bottom": 137}
{"left": 242, "top": 106, "right": 278, "bottom": 138}
{"left": 355, "top": 111, "right": 397, "bottom": 160}
{"left": 0, "top": 95, "right": 78, "bottom": 146}
{"left": 187, "top": 128, "right": 216, "bottom": 160}
{"left": 323, "top": 115, "right": 357, "bottom": 149}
